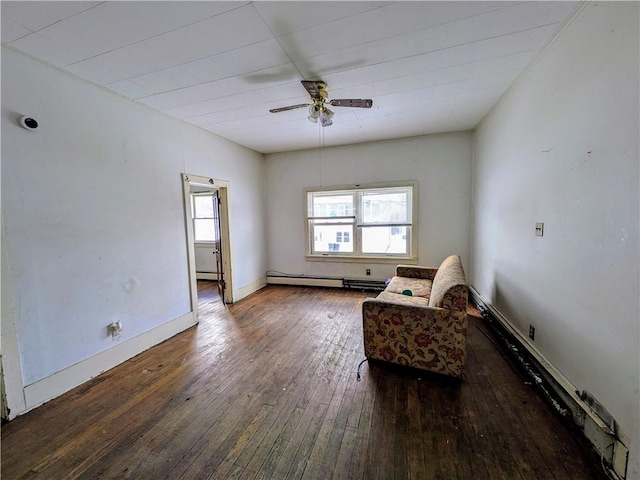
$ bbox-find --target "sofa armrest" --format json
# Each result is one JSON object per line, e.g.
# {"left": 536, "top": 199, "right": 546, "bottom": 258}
{"left": 362, "top": 298, "right": 467, "bottom": 378}
{"left": 395, "top": 265, "right": 438, "bottom": 280}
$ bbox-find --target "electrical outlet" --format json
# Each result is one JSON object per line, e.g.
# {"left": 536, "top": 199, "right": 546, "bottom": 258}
{"left": 529, "top": 324, "right": 535, "bottom": 341}
{"left": 535, "top": 222, "right": 544, "bottom": 237}
{"left": 366, "top": 269, "right": 371, "bottom": 276}
{"left": 108, "top": 321, "right": 123, "bottom": 339}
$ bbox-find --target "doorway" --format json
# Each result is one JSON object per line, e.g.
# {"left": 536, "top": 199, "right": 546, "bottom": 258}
{"left": 182, "top": 174, "right": 233, "bottom": 320}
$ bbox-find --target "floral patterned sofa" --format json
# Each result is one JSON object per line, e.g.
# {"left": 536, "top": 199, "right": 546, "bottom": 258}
{"left": 362, "top": 254, "right": 469, "bottom": 379}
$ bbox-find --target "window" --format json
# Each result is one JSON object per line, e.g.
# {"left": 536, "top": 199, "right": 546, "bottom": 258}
{"left": 306, "top": 182, "right": 415, "bottom": 259}
{"left": 191, "top": 193, "right": 217, "bottom": 242}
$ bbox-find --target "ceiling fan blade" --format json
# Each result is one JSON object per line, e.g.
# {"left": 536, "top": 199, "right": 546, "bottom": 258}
{"left": 329, "top": 99, "right": 373, "bottom": 108}
{"left": 301, "top": 80, "right": 322, "bottom": 99}
{"left": 269, "top": 103, "right": 310, "bottom": 113}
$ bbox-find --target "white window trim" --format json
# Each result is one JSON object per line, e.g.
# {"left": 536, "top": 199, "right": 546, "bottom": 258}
{"left": 304, "top": 181, "right": 418, "bottom": 263}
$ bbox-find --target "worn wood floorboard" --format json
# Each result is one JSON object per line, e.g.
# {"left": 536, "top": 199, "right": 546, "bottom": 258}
{"left": 1, "top": 282, "right": 606, "bottom": 480}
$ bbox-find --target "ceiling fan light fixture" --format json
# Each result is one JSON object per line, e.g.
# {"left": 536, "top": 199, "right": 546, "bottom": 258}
{"left": 319, "top": 106, "right": 334, "bottom": 127}
{"left": 320, "top": 114, "right": 333, "bottom": 128}
{"left": 308, "top": 103, "right": 321, "bottom": 123}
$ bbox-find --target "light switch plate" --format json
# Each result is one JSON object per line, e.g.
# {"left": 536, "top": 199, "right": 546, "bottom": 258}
{"left": 535, "top": 222, "right": 544, "bottom": 237}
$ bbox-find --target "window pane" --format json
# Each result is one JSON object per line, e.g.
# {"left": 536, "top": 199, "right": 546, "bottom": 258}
{"left": 194, "top": 195, "right": 214, "bottom": 218}
{"left": 194, "top": 219, "right": 216, "bottom": 241}
{"left": 312, "top": 225, "right": 353, "bottom": 253}
{"left": 361, "top": 189, "right": 409, "bottom": 224}
{"left": 311, "top": 193, "right": 354, "bottom": 218}
{"left": 362, "top": 226, "right": 408, "bottom": 254}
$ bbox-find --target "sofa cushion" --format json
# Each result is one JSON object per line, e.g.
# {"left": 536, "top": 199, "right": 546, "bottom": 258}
{"left": 385, "top": 276, "right": 433, "bottom": 298}
{"left": 376, "top": 291, "right": 430, "bottom": 307}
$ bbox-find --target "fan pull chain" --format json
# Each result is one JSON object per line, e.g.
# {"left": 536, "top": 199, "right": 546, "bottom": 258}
{"left": 318, "top": 121, "right": 324, "bottom": 186}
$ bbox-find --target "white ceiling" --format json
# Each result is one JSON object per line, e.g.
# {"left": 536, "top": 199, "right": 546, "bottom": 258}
{"left": 2, "top": 1, "right": 578, "bottom": 154}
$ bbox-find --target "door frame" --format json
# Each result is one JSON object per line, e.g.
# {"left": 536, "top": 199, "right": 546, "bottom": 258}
{"left": 182, "top": 174, "right": 233, "bottom": 315}
{"left": 1, "top": 220, "right": 28, "bottom": 420}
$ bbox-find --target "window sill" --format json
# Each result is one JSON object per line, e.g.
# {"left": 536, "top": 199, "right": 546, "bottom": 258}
{"left": 305, "top": 255, "right": 417, "bottom": 264}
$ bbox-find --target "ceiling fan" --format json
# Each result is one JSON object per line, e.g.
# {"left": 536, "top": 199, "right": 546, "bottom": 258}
{"left": 269, "top": 80, "right": 373, "bottom": 127}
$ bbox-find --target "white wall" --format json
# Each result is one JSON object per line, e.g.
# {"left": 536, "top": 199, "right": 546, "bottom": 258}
{"left": 1, "top": 48, "right": 266, "bottom": 410}
{"left": 265, "top": 132, "right": 472, "bottom": 280}
{"left": 472, "top": 2, "right": 639, "bottom": 476}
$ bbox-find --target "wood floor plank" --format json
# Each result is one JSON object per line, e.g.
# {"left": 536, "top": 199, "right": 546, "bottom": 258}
{"left": 393, "top": 379, "right": 411, "bottom": 479}
{"left": 299, "top": 311, "right": 362, "bottom": 479}
{"left": 234, "top": 291, "right": 350, "bottom": 479}
{"left": 1, "top": 283, "right": 607, "bottom": 480}
{"left": 405, "top": 380, "right": 427, "bottom": 480}
{"left": 251, "top": 296, "right": 352, "bottom": 479}
{"left": 205, "top": 404, "right": 273, "bottom": 480}
{"left": 345, "top": 376, "right": 375, "bottom": 480}
{"left": 466, "top": 322, "right": 553, "bottom": 479}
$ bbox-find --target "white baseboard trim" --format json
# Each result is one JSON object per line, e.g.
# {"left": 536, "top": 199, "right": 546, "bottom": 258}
{"left": 21, "top": 311, "right": 196, "bottom": 415}
{"left": 266, "top": 276, "right": 343, "bottom": 288}
{"left": 234, "top": 277, "right": 267, "bottom": 302}
{"left": 469, "top": 287, "right": 629, "bottom": 480}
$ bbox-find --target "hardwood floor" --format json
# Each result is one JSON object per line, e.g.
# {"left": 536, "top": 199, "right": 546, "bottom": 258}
{"left": 1, "top": 282, "right": 605, "bottom": 479}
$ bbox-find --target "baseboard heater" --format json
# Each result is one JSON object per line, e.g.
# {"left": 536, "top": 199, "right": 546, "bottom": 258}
{"left": 266, "top": 276, "right": 386, "bottom": 292}
{"left": 266, "top": 276, "right": 343, "bottom": 288}
{"left": 343, "top": 278, "right": 386, "bottom": 291}
{"left": 196, "top": 272, "right": 218, "bottom": 280}
{"left": 469, "top": 287, "right": 629, "bottom": 480}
